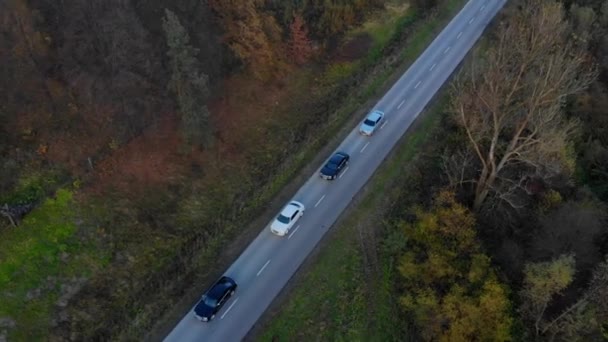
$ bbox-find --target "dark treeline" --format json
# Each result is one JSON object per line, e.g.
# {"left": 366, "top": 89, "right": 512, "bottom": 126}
{"left": 389, "top": 0, "right": 608, "bottom": 340}
{"left": 0, "top": 0, "right": 386, "bottom": 196}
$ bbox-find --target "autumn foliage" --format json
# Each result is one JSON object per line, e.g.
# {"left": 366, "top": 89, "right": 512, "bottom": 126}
{"left": 208, "top": 0, "right": 284, "bottom": 80}
{"left": 397, "top": 191, "right": 513, "bottom": 341}
{"left": 288, "top": 14, "right": 313, "bottom": 65}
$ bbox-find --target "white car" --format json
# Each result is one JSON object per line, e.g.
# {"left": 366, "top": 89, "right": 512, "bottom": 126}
{"left": 359, "top": 110, "right": 385, "bottom": 136}
{"left": 270, "top": 201, "right": 305, "bottom": 236}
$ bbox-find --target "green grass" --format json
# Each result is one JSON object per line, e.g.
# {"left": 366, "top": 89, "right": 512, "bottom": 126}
{"left": 260, "top": 225, "right": 367, "bottom": 341}
{"left": 0, "top": 189, "right": 109, "bottom": 340}
{"left": 0, "top": 169, "right": 66, "bottom": 206}
{"left": 321, "top": 2, "right": 416, "bottom": 87}
{"left": 322, "top": 62, "right": 359, "bottom": 85}
{"left": 364, "top": 0, "right": 466, "bottom": 100}
{"left": 352, "top": 1, "right": 413, "bottom": 48}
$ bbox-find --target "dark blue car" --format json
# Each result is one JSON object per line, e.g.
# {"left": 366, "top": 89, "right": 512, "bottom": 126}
{"left": 194, "top": 276, "right": 237, "bottom": 322}
{"left": 320, "top": 152, "right": 350, "bottom": 180}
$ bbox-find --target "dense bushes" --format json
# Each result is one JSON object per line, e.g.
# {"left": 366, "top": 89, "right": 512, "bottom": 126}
{"left": 375, "top": 1, "right": 608, "bottom": 340}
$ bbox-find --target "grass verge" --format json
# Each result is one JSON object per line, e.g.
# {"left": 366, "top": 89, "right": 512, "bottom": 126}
{"left": 0, "top": 189, "right": 108, "bottom": 341}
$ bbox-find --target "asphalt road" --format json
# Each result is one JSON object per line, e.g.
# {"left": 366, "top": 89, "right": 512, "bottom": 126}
{"left": 165, "top": 0, "right": 506, "bottom": 341}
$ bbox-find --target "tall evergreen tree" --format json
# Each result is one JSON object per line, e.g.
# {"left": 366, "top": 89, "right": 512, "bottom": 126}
{"left": 162, "top": 9, "right": 213, "bottom": 148}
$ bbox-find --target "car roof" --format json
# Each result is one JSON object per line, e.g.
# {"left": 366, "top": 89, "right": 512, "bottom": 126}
{"left": 329, "top": 153, "right": 345, "bottom": 163}
{"left": 367, "top": 110, "right": 383, "bottom": 120}
{"left": 281, "top": 202, "right": 301, "bottom": 217}
{"left": 218, "top": 276, "right": 234, "bottom": 284}
{"left": 207, "top": 278, "right": 232, "bottom": 298}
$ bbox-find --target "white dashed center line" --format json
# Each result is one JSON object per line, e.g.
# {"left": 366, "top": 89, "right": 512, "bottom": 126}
{"left": 288, "top": 225, "right": 301, "bottom": 239}
{"left": 430, "top": 63, "right": 437, "bottom": 71}
{"left": 457, "top": 32, "right": 463, "bottom": 39}
{"left": 469, "top": 17, "right": 475, "bottom": 24}
{"left": 360, "top": 142, "right": 370, "bottom": 153}
{"left": 380, "top": 120, "right": 388, "bottom": 130}
{"left": 257, "top": 259, "right": 271, "bottom": 277}
{"left": 415, "top": 81, "right": 422, "bottom": 89}
{"left": 444, "top": 46, "right": 451, "bottom": 54}
{"left": 314, "top": 194, "right": 326, "bottom": 208}
{"left": 398, "top": 100, "right": 405, "bottom": 109}
{"left": 221, "top": 297, "right": 239, "bottom": 319}
{"left": 339, "top": 166, "right": 349, "bottom": 178}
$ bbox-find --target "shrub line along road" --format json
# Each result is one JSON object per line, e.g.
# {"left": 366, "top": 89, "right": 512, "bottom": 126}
{"left": 164, "top": 1, "right": 506, "bottom": 341}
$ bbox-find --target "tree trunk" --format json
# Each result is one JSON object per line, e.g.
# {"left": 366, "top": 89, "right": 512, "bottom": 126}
{"left": 473, "top": 170, "right": 496, "bottom": 211}
{"left": 14, "top": 13, "right": 57, "bottom": 116}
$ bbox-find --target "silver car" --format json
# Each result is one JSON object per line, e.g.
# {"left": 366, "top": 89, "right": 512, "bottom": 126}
{"left": 359, "top": 110, "right": 385, "bottom": 136}
{"left": 270, "top": 201, "right": 305, "bottom": 236}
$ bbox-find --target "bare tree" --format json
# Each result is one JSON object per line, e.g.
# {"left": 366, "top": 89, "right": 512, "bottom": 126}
{"left": 450, "top": 0, "right": 597, "bottom": 210}
{"left": 442, "top": 147, "right": 477, "bottom": 187}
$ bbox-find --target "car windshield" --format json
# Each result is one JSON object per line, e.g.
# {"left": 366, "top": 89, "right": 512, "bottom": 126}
{"left": 203, "top": 295, "right": 218, "bottom": 307}
{"left": 277, "top": 214, "right": 290, "bottom": 224}
{"left": 363, "top": 119, "right": 376, "bottom": 126}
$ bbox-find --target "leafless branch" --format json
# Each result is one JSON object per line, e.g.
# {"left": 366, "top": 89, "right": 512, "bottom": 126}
{"left": 450, "top": 0, "right": 597, "bottom": 210}
{"left": 441, "top": 149, "right": 476, "bottom": 188}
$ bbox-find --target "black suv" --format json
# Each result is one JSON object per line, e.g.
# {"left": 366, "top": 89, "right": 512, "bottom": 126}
{"left": 194, "top": 276, "right": 237, "bottom": 322}
{"left": 320, "top": 152, "right": 350, "bottom": 180}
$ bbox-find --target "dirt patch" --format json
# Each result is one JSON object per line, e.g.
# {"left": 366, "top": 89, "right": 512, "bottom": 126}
{"left": 209, "top": 72, "right": 290, "bottom": 144}
{"left": 11, "top": 106, "right": 108, "bottom": 175}
{"left": 85, "top": 71, "right": 293, "bottom": 197}
{"left": 44, "top": 130, "right": 110, "bottom": 175}
{"left": 90, "top": 114, "right": 183, "bottom": 195}
{"left": 331, "top": 33, "right": 374, "bottom": 63}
